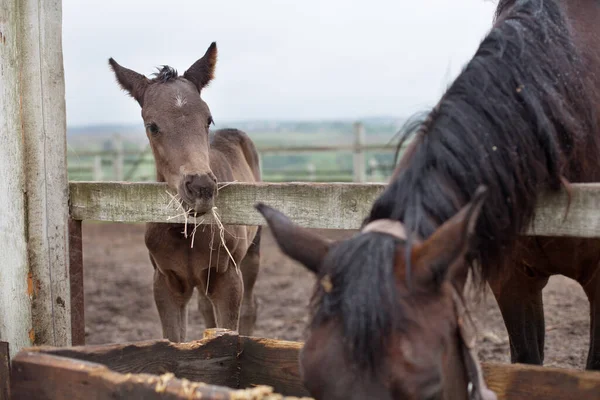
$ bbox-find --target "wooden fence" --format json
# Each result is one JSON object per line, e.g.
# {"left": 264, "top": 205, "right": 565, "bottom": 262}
{"left": 69, "top": 181, "right": 600, "bottom": 236}
{"left": 4, "top": 0, "right": 600, "bottom": 398}
{"left": 66, "top": 123, "right": 398, "bottom": 183}
{"left": 1, "top": 0, "right": 71, "bottom": 361}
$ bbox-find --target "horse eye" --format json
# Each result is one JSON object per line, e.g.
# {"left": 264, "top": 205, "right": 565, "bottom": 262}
{"left": 146, "top": 123, "right": 160, "bottom": 135}
{"left": 207, "top": 116, "right": 214, "bottom": 128}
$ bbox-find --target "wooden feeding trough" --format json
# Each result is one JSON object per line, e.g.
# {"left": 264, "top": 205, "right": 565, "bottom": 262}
{"left": 9, "top": 329, "right": 310, "bottom": 400}
{"left": 7, "top": 328, "right": 600, "bottom": 400}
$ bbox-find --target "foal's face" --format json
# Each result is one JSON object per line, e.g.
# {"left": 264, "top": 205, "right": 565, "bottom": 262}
{"left": 109, "top": 43, "right": 218, "bottom": 214}
{"left": 255, "top": 187, "right": 489, "bottom": 400}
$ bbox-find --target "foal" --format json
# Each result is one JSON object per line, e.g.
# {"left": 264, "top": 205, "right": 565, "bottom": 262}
{"left": 109, "top": 43, "right": 261, "bottom": 341}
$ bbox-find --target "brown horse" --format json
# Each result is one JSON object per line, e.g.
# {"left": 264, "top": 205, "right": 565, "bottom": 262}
{"left": 109, "top": 43, "right": 262, "bottom": 341}
{"left": 256, "top": 0, "right": 600, "bottom": 398}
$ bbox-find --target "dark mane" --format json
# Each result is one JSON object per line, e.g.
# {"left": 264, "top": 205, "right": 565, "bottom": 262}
{"left": 151, "top": 65, "right": 179, "bottom": 83}
{"left": 368, "top": 0, "right": 596, "bottom": 283}
{"left": 311, "top": 233, "right": 408, "bottom": 373}
{"left": 495, "top": 0, "right": 515, "bottom": 20}
{"left": 313, "top": 0, "right": 599, "bottom": 374}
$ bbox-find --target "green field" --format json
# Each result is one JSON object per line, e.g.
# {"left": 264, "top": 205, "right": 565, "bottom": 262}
{"left": 66, "top": 119, "right": 406, "bottom": 182}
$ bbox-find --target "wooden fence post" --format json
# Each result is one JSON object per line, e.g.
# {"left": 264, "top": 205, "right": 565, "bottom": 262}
{"left": 368, "top": 158, "right": 379, "bottom": 182}
{"left": 306, "top": 163, "right": 316, "bottom": 181}
{"left": 93, "top": 156, "right": 103, "bottom": 181}
{"left": 0, "top": 0, "right": 71, "bottom": 358}
{"left": 68, "top": 219, "right": 85, "bottom": 346}
{"left": 113, "top": 133, "right": 124, "bottom": 181}
{"left": 0, "top": 342, "right": 9, "bottom": 400}
{"left": 0, "top": 0, "right": 33, "bottom": 359}
{"left": 353, "top": 122, "right": 366, "bottom": 182}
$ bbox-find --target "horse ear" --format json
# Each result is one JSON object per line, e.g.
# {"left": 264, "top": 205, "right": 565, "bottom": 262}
{"left": 254, "top": 203, "right": 331, "bottom": 274}
{"left": 411, "top": 186, "right": 488, "bottom": 287}
{"left": 108, "top": 58, "right": 149, "bottom": 107}
{"left": 183, "top": 42, "right": 218, "bottom": 92}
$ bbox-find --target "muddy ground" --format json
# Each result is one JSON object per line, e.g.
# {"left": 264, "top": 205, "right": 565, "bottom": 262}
{"left": 83, "top": 222, "right": 590, "bottom": 369}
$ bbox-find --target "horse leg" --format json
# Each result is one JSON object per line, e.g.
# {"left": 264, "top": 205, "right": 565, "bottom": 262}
{"left": 208, "top": 264, "right": 244, "bottom": 332}
{"left": 151, "top": 257, "right": 193, "bottom": 342}
{"left": 489, "top": 263, "right": 549, "bottom": 365}
{"left": 239, "top": 226, "right": 261, "bottom": 335}
{"left": 582, "top": 266, "right": 600, "bottom": 370}
{"left": 197, "top": 289, "right": 217, "bottom": 329}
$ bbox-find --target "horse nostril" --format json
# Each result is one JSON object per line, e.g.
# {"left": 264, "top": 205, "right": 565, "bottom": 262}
{"left": 183, "top": 174, "right": 216, "bottom": 200}
{"left": 184, "top": 178, "right": 196, "bottom": 196}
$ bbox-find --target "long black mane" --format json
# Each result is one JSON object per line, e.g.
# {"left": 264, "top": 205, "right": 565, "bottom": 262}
{"left": 313, "top": 0, "right": 598, "bottom": 373}
{"left": 369, "top": 0, "right": 596, "bottom": 282}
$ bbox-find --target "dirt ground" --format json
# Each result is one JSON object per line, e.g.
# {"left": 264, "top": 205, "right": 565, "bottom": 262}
{"left": 83, "top": 222, "right": 591, "bottom": 369}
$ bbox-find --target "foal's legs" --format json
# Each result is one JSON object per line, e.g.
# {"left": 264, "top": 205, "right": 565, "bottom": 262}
{"left": 207, "top": 262, "right": 244, "bottom": 332}
{"left": 490, "top": 262, "right": 549, "bottom": 365}
{"left": 151, "top": 257, "right": 194, "bottom": 342}
{"left": 197, "top": 290, "right": 216, "bottom": 329}
{"left": 239, "top": 226, "right": 261, "bottom": 335}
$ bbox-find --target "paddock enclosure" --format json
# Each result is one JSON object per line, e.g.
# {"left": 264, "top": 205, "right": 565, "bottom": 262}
{"left": 3, "top": 0, "right": 600, "bottom": 399}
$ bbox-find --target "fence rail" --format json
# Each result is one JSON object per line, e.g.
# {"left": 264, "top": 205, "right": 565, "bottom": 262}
{"left": 67, "top": 122, "right": 401, "bottom": 182}
{"left": 69, "top": 181, "right": 600, "bottom": 237}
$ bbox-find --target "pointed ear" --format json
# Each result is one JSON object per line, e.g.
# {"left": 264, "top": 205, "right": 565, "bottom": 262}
{"left": 254, "top": 203, "right": 331, "bottom": 274}
{"left": 412, "top": 186, "right": 488, "bottom": 286}
{"left": 108, "top": 58, "right": 149, "bottom": 106}
{"left": 183, "top": 42, "right": 218, "bottom": 92}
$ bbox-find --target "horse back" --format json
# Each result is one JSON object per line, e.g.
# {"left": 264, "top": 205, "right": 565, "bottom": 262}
{"left": 209, "top": 128, "right": 261, "bottom": 183}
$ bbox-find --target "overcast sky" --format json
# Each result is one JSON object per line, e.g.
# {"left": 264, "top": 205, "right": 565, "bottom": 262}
{"left": 62, "top": 0, "right": 498, "bottom": 127}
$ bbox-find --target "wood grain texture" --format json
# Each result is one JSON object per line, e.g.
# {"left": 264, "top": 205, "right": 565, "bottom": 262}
{"left": 12, "top": 332, "right": 600, "bottom": 399}
{"left": 19, "top": 0, "right": 71, "bottom": 347}
{"left": 70, "top": 181, "right": 600, "bottom": 237}
{"left": 239, "top": 337, "right": 310, "bottom": 397}
{"left": 10, "top": 350, "right": 312, "bottom": 400}
{"left": 0, "top": 342, "right": 9, "bottom": 400}
{"left": 69, "top": 181, "right": 385, "bottom": 230}
{"left": 34, "top": 333, "right": 240, "bottom": 388}
{"left": 482, "top": 362, "right": 600, "bottom": 400}
{"left": 11, "top": 351, "right": 235, "bottom": 400}
{"left": 68, "top": 219, "right": 84, "bottom": 346}
{"left": 0, "top": 0, "right": 35, "bottom": 359}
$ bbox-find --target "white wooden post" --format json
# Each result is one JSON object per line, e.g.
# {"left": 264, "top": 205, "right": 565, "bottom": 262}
{"left": 0, "top": 0, "right": 71, "bottom": 358}
{"left": 0, "top": 0, "right": 33, "bottom": 359}
{"left": 93, "top": 156, "right": 103, "bottom": 181}
{"left": 368, "top": 158, "right": 379, "bottom": 182}
{"left": 307, "top": 163, "right": 316, "bottom": 181}
{"left": 257, "top": 152, "right": 263, "bottom": 176}
{"left": 113, "top": 133, "right": 124, "bottom": 181}
{"left": 353, "top": 122, "right": 366, "bottom": 182}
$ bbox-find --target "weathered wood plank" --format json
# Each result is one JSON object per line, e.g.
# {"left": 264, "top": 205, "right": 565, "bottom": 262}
{"left": 0, "top": 342, "right": 9, "bottom": 400}
{"left": 68, "top": 219, "right": 84, "bottom": 346}
{"left": 20, "top": 0, "right": 71, "bottom": 347}
{"left": 11, "top": 351, "right": 230, "bottom": 400}
{"left": 239, "top": 337, "right": 310, "bottom": 397}
{"left": 13, "top": 332, "right": 600, "bottom": 399}
{"left": 34, "top": 333, "right": 240, "bottom": 388}
{"left": 70, "top": 181, "right": 600, "bottom": 237}
{"left": 237, "top": 336, "right": 600, "bottom": 400}
{"left": 10, "top": 351, "right": 311, "bottom": 400}
{"left": 69, "top": 182, "right": 384, "bottom": 230}
{"left": 482, "top": 362, "right": 600, "bottom": 400}
{"left": 0, "top": 0, "right": 35, "bottom": 359}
